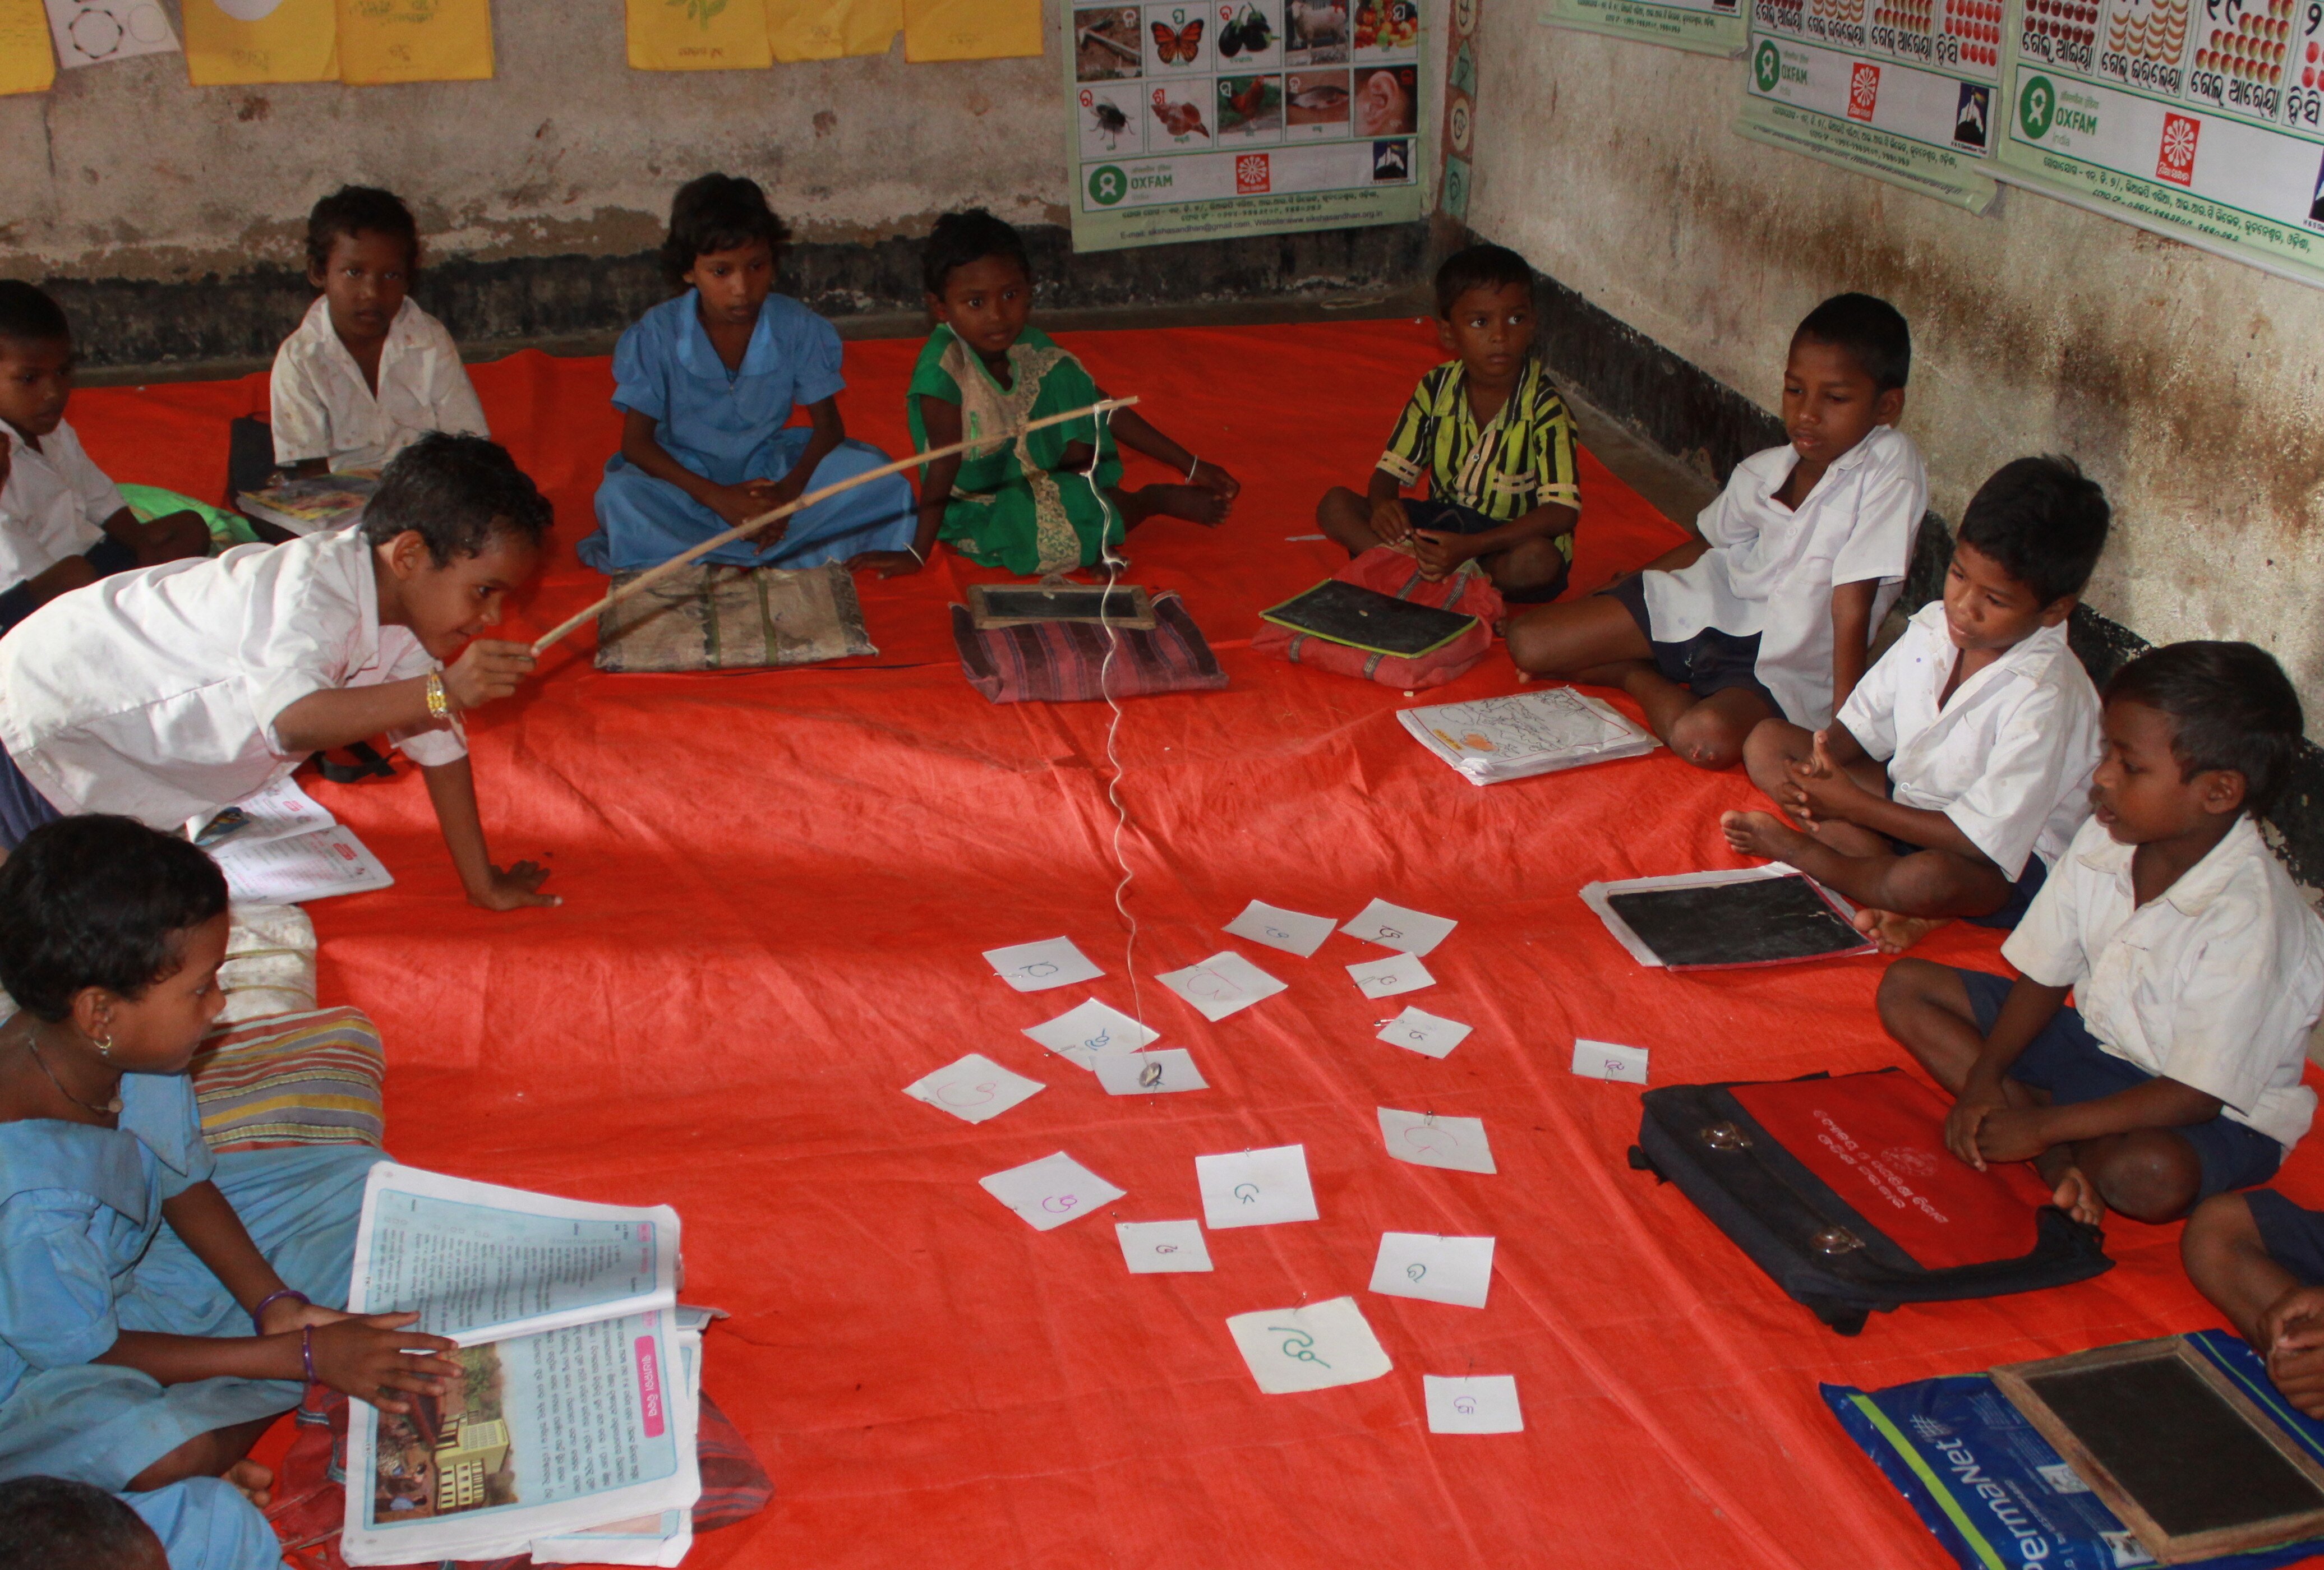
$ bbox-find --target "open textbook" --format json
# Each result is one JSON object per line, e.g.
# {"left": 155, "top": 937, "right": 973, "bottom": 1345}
{"left": 1399, "top": 687, "right": 1658, "bottom": 784}
{"left": 237, "top": 472, "right": 377, "bottom": 535}
{"left": 340, "top": 1164, "right": 700, "bottom": 1566}
{"left": 194, "top": 775, "right": 393, "bottom": 904}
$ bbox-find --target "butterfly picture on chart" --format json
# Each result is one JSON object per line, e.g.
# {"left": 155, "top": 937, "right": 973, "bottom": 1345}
{"left": 1150, "top": 8, "right": 1207, "bottom": 66}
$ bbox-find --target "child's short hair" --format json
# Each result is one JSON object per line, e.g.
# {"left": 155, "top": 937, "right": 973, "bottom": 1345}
{"left": 1795, "top": 292, "right": 1911, "bottom": 392}
{"left": 921, "top": 209, "right": 1029, "bottom": 297}
{"left": 2104, "top": 642, "right": 2305, "bottom": 818}
{"left": 660, "top": 174, "right": 791, "bottom": 288}
{"left": 305, "top": 185, "right": 421, "bottom": 274}
{"left": 361, "top": 432, "right": 552, "bottom": 564}
{"left": 1432, "top": 243, "right": 1535, "bottom": 317}
{"left": 0, "top": 816, "right": 229, "bottom": 1023}
{"left": 0, "top": 279, "right": 70, "bottom": 347}
{"left": 0, "top": 1476, "right": 163, "bottom": 1568}
{"left": 1956, "top": 455, "right": 2110, "bottom": 605}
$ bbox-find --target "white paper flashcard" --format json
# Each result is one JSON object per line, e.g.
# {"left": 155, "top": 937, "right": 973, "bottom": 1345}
{"left": 1156, "top": 950, "right": 1287, "bottom": 1022}
{"left": 1022, "top": 997, "right": 1159, "bottom": 1071}
{"left": 1196, "top": 1144, "right": 1319, "bottom": 1229}
{"left": 977, "top": 1151, "right": 1124, "bottom": 1231}
{"left": 1368, "top": 1232, "right": 1495, "bottom": 1309}
{"left": 1340, "top": 898, "right": 1458, "bottom": 956}
{"left": 1226, "top": 1296, "right": 1395, "bottom": 1394}
{"left": 1572, "top": 1038, "right": 1650, "bottom": 1084}
{"left": 1223, "top": 899, "right": 1338, "bottom": 958}
{"left": 1347, "top": 951, "right": 1435, "bottom": 999}
{"left": 1094, "top": 1049, "right": 1209, "bottom": 1096}
{"left": 1376, "top": 1109, "right": 1496, "bottom": 1175}
{"left": 1115, "top": 1218, "right": 1213, "bottom": 1273}
{"left": 902, "top": 1054, "right": 1045, "bottom": 1124}
{"left": 1424, "top": 1374, "right": 1525, "bottom": 1434}
{"left": 984, "top": 937, "right": 1104, "bottom": 993}
{"left": 1375, "top": 1007, "right": 1472, "bottom": 1059}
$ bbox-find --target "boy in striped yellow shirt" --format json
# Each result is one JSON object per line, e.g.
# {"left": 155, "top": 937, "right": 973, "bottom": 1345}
{"left": 1316, "top": 244, "right": 1581, "bottom": 602}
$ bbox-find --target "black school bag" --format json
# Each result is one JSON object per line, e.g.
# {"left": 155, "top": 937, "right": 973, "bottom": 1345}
{"left": 1628, "top": 1068, "right": 2113, "bottom": 1335}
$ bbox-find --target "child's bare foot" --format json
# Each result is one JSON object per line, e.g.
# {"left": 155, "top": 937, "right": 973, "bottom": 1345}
{"left": 1720, "top": 809, "right": 1813, "bottom": 862}
{"left": 1126, "top": 482, "right": 1229, "bottom": 525}
{"left": 2051, "top": 1164, "right": 2105, "bottom": 1226}
{"left": 1850, "top": 907, "right": 1951, "bottom": 955}
{"left": 223, "top": 1458, "right": 274, "bottom": 1509}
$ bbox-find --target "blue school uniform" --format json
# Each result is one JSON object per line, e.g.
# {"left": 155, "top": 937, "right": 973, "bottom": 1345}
{"left": 0, "top": 1070, "right": 384, "bottom": 1495}
{"left": 123, "top": 1476, "right": 288, "bottom": 1570}
{"left": 580, "top": 292, "right": 915, "bottom": 572}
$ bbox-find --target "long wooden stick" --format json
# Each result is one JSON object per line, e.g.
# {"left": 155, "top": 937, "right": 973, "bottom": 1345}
{"left": 531, "top": 395, "right": 1142, "bottom": 655}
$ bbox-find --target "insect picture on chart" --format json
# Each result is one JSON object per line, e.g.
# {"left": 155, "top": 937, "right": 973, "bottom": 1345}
{"left": 1146, "top": 3, "right": 1211, "bottom": 69}
{"left": 1080, "top": 83, "right": 1147, "bottom": 155}
{"left": 1076, "top": 4, "right": 1146, "bottom": 77}
{"left": 1150, "top": 84, "right": 1215, "bottom": 140}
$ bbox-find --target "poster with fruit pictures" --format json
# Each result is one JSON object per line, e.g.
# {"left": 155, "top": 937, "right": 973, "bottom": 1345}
{"left": 1064, "top": 0, "right": 1428, "bottom": 250}
{"left": 1993, "top": 0, "right": 2324, "bottom": 283}
{"left": 1734, "top": 0, "right": 2004, "bottom": 208}
{"left": 1541, "top": 0, "right": 1745, "bottom": 61}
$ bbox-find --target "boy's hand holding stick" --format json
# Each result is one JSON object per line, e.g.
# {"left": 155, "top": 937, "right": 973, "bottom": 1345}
{"left": 529, "top": 396, "right": 1142, "bottom": 657}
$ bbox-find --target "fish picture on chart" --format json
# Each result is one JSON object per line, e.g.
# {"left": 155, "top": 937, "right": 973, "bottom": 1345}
{"left": 1352, "top": 63, "right": 1418, "bottom": 134}
{"left": 1080, "top": 83, "right": 1147, "bottom": 154}
{"left": 1150, "top": 83, "right": 1215, "bottom": 141}
{"left": 1285, "top": 68, "right": 1352, "bottom": 133}
{"left": 1214, "top": 0, "right": 1281, "bottom": 64}
{"left": 1076, "top": 4, "right": 1146, "bottom": 77}
{"left": 1218, "top": 72, "right": 1285, "bottom": 138}
{"left": 1146, "top": 2, "right": 1212, "bottom": 70}
{"left": 1285, "top": 0, "right": 1349, "bottom": 62}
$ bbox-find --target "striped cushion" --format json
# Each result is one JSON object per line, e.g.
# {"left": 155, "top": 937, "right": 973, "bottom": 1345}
{"left": 190, "top": 1005, "right": 386, "bottom": 1152}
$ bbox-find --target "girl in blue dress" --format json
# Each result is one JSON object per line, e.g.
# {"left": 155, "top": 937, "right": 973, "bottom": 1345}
{"left": 0, "top": 816, "right": 458, "bottom": 1568}
{"left": 580, "top": 174, "right": 915, "bottom": 574}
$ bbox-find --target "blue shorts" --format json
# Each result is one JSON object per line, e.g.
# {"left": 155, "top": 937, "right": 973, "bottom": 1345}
{"left": 1601, "top": 572, "right": 1779, "bottom": 714}
{"left": 1886, "top": 836, "right": 2050, "bottom": 929}
{"left": 1956, "top": 966, "right": 2284, "bottom": 1200}
{"left": 0, "top": 737, "right": 61, "bottom": 852}
{"left": 1400, "top": 498, "right": 1569, "bottom": 604}
{"left": 2248, "top": 1190, "right": 2324, "bottom": 1285}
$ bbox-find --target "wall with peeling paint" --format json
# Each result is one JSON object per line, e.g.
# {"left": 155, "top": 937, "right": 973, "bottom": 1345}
{"left": 1465, "top": 19, "right": 2324, "bottom": 708}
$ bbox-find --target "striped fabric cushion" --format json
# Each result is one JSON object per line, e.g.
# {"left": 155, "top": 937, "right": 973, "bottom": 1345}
{"left": 189, "top": 1005, "right": 386, "bottom": 1152}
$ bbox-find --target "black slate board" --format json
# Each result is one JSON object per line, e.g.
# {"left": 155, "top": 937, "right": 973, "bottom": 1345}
{"left": 1606, "top": 874, "right": 1865, "bottom": 968}
{"left": 975, "top": 584, "right": 1149, "bottom": 624}
{"left": 1259, "top": 580, "right": 1477, "bottom": 658}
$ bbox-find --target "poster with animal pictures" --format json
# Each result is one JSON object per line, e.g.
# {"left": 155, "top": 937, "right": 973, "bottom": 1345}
{"left": 1064, "top": 0, "right": 1427, "bottom": 248}
{"left": 1541, "top": 0, "right": 1746, "bottom": 59}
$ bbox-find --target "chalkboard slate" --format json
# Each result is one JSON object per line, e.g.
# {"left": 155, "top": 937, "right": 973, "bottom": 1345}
{"left": 1605, "top": 875, "right": 1864, "bottom": 968}
{"left": 1259, "top": 580, "right": 1477, "bottom": 658}
{"left": 967, "top": 583, "right": 1155, "bottom": 630}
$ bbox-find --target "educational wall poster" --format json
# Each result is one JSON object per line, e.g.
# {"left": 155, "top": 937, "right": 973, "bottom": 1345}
{"left": 624, "top": 0, "right": 773, "bottom": 70}
{"left": 183, "top": 0, "right": 338, "bottom": 85}
{"left": 335, "top": 0, "right": 492, "bottom": 85}
{"left": 1064, "top": 0, "right": 1429, "bottom": 250}
{"left": 0, "top": 0, "right": 56, "bottom": 92}
{"left": 905, "top": 0, "right": 1041, "bottom": 58}
{"left": 44, "top": 1, "right": 180, "bottom": 70}
{"left": 767, "top": 0, "right": 900, "bottom": 57}
{"left": 1541, "top": 0, "right": 1746, "bottom": 61}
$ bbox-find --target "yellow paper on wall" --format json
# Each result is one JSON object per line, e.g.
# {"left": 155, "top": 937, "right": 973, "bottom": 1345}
{"left": 902, "top": 0, "right": 1038, "bottom": 60}
{"left": 767, "top": 0, "right": 900, "bottom": 59}
{"left": 0, "top": 0, "right": 56, "bottom": 96}
{"left": 626, "top": 0, "right": 771, "bottom": 70}
{"left": 337, "top": 0, "right": 494, "bottom": 85}
{"left": 183, "top": 0, "right": 339, "bottom": 85}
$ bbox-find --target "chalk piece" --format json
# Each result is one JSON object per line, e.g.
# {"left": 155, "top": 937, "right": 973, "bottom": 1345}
{"left": 1376, "top": 1108, "right": 1495, "bottom": 1174}
{"left": 1196, "top": 1144, "right": 1319, "bottom": 1229}
{"left": 1572, "top": 1038, "right": 1649, "bottom": 1084}
{"left": 1094, "top": 1049, "right": 1209, "bottom": 1095}
{"left": 1224, "top": 899, "right": 1337, "bottom": 958}
{"left": 1341, "top": 898, "right": 1458, "bottom": 956}
{"left": 1369, "top": 1232, "right": 1495, "bottom": 1308}
{"left": 1424, "top": 1374, "right": 1524, "bottom": 1434}
{"left": 978, "top": 1152, "right": 1124, "bottom": 1231}
{"left": 1226, "top": 1296, "right": 1394, "bottom": 1394}
{"left": 984, "top": 936, "right": 1104, "bottom": 993}
{"left": 1157, "top": 950, "right": 1287, "bottom": 1022}
{"left": 1375, "top": 1006, "right": 1472, "bottom": 1059}
{"left": 1347, "top": 950, "right": 1434, "bottom": 999}
{"left": 1023, "top": 997, "right": 1159, "bottom": 1071}
{"left": 902, "top": 1054, "right": 1044, "bottom": 1124}
{"left": 1116, "top": 1219, "right": 1212, "bottom": 1273}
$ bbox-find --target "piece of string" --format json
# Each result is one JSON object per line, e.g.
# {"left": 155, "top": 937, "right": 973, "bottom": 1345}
{"left": 1080, "top": 408, "right": 1144, "bottom": 1033}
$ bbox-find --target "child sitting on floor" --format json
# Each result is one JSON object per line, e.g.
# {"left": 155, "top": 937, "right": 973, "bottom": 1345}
{"left": 0, "top": 818, "right": 458, "bottom": 1546}
{"left": 0, "top": 283, "right": 208, "bottom": 638}
{"left": 851, "top": 209, "right": 1240, "bottom": 579}
{"left": 581, "top": 173, "right": 914, "bottom": 574}
{"left": 270, "top": 186, "right": 489, "bottom": 478}
{"left": 1315, "top": 242, "right": 1580, "bottom": 602}
{"left": 1878, "top": 641, "right": 2324, "bottom": 1227}
{"left": 1722, "top": 456, "right": 2110, "bottom": 953}
{"left": 0, "top": 1472, "right": 264, "bottom": 1570}
{"left": 1505, "top": 293, "right": 1926, "bottom": 770}
{"left": 2183, "top": 1188, "right": 2324, "bottom": 1418}
{"left": 0, "top": 432, "right": 559, "bottom": 911}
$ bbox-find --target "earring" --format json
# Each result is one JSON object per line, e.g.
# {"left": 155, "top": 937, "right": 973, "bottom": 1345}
{"left": 93, "top": 1031, "right": 113, "bottom": 1059}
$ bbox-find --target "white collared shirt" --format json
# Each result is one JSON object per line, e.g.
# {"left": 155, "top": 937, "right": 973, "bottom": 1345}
{"left": 0, "top": 419, "right": 123, "bottom": 589}
{"left": 0, "top": 528, "right": 464, "bottom": 831}
{"left": 1643, "top": 424, "right": 1928, "bottom": 729}
{"left": 1837, "top": 601, "right": 2100, "bottom": 879}
{"left": 269, "top": 296, "right": 488, "bottom": 471}
{"left": 2003, "top": 814, "right": 2324, "bottom": 1148}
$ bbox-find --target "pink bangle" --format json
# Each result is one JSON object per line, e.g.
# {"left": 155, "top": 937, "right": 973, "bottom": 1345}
{"left": 251, "top": 1288, "right": 308, "bottom": 1332}
{"left": 300, "top": 1325, "right": 317, "bottom": 1385}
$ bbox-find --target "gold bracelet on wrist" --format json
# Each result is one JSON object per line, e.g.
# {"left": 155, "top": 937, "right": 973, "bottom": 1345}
{"left": 425, "top": 670, "right": 451, "bottom": 721}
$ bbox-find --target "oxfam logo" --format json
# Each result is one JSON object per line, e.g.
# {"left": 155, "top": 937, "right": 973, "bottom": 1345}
{"left": 2018, "top": 74, "right": 2056, "bottom": 139}
{"left": 1088, "top": 165, "right": 1128, "bottom": 206}
{"left": 1754, "top": 40, "right": 1782, "bottom": 92}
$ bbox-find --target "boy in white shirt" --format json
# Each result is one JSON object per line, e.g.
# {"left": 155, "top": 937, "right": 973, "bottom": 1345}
{"left": 0, "top": 432, "right": 558, "bottom": 912}
{"left": 0, "top": 282, "right": 208, "bottom": 634}
{"left": 1723, "top": 457, "right": 2110, "bottom": 952}
{"left": 1506, "top": 293, "right": 1926, "bottom": 770}
{"left": 269, "top": 186, "right": 488, "bottom": 477}
{"left": 1879, "top": 641, "right": 2324, "bottom": 1227}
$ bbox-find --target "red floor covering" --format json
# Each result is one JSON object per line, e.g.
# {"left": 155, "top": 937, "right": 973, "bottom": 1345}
{"left": 68, "top": 318, "right": 2324, "bottom": 1569}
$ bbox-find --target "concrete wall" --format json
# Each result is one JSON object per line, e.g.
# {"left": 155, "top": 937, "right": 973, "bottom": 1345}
{"left": 1463, "top": 19, "right": 2324, "bottom": 710}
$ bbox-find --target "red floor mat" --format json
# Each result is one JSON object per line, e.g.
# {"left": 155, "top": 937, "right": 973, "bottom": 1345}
{"left": 65, "top": 319, "right": 2324, "bottom": 1570}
